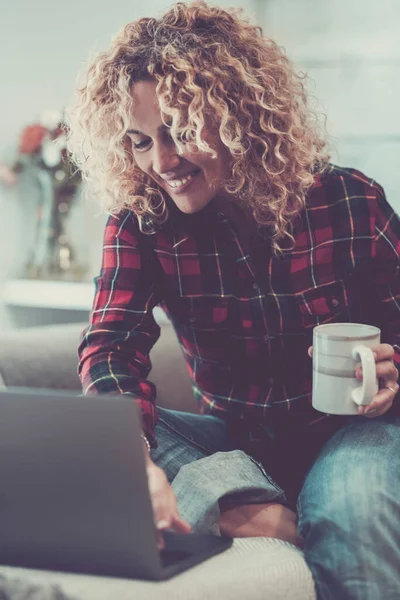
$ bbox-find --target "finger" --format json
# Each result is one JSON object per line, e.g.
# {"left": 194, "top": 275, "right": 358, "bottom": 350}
{"left": 156, "top": 518, "right": 171, "bottom": 530}
{"left": 153, "top": 494, "right": 176, "bottom": 532}
{"left": 359, "top": 400, "right": 392, "bottom": 418}
{"left": 167, "top": 491, "right": 191, "bottom": 533}
{"left": 355, "top": 361, "right": 398, "bottom": 383}
{"left": 151, "top": 489, "right": 175, "bottom": 531}
{"left": 358, "top": 383, "right": 397, "bottom": 416}
{"left": 155, "top": 513, "right": 191, "bottom": 549}
{"left": 361, "top": 401, "right": 393, "bottom": 418}
{"left": 171, "top": 512, "right": 192, "bottom": 534}
{"left": 371, "top": 343, "right": 394, "bottom": 362}
{"left": 376, "top": 361, "right": 399, "bottom": 382}
{"left": 155, "top": 529, "right": 165, "bottom": 551}
{"left": 308, "top": 346, "right": 313, "bottom": 358}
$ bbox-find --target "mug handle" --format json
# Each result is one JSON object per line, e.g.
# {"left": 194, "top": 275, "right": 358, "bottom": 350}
{"left": 351, "top": 345, "right": 378, "bottom": 406}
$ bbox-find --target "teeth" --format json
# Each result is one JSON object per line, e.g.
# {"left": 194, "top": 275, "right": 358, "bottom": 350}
{"left": 166, "top": 173, "right": 194, "bottom": 188}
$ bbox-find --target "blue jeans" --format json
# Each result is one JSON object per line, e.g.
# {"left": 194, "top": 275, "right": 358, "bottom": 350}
{"left": 151, "top": 408, "right": 400, "bottom": 600}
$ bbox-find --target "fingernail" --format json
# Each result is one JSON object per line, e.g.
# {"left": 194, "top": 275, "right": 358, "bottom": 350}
{"left": 358, "top": 406, "right": 366, "bottom": 415}
{"left": 373, "top": 352, "right": 378, "bottom": 359}
{"left": 156, "top": 519, "right": 169, "bottom": 530}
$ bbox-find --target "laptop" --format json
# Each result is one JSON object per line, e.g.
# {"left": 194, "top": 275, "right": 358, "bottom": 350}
{"left": 0, "top": 388, "right": 232, "bottom": 580}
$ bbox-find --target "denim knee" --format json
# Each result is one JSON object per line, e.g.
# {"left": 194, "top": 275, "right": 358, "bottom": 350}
{"left": 298, "top": 417, "right": 400, "bottom": 535}
{"left": 297, "top": 417, "right": 400, "bottom": 600}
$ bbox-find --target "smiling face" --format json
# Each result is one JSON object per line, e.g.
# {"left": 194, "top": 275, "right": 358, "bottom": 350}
{"left": 128, "top": 79, "right": 231, "bottom": 214}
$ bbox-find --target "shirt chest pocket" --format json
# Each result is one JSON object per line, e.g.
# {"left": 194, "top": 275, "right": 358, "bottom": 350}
{"left": 173, "top": 297, "right": 230, "bottom": 331}
{"left": 167, "top": 297, "right": 231, "bottom": 363}
{"left": 296, "top": 280, "right": 350, "bottom": 328}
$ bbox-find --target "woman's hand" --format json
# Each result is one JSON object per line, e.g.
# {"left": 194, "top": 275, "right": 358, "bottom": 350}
{"left": 308, "top": 343, "right": 399, "bottom": 418}
{"left": 355, "top": 343, "right": 399, "bottom": 417}
{"left": 145, "top": 457, "right": 191, "bottom": 548}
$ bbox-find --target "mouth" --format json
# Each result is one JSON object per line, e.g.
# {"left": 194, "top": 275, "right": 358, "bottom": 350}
{"left": 161, "top": 169, "right": 201, "bottom": 193}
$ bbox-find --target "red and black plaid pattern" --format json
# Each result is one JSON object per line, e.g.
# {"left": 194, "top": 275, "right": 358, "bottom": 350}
{"left": 79, "top": 165, "right": 400, "bottom": 445}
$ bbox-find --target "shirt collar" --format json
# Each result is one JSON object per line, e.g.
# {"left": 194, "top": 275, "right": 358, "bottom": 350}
{"left": 162, "top": 197, "right": 274, "bottom": 248}
{"left": 165, "top": 198, "right": 222, "bottom": 237}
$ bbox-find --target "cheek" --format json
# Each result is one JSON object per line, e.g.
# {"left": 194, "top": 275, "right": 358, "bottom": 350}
{"left": 133, "top": 154, "right": 150, "bottom": 175}
{"left": 179, "top": 146, "right": 200, "bottom": 164}
{"left": 182, "top": 149, "right": 217, "bottom": 173}
{"left": 202, "top": 157, "right": 227, "bottom": 184}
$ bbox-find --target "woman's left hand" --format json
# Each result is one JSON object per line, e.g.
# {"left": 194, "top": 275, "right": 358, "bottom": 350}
{"left": 355, "top": 343, "right": 399, "bottom": 417}
{"left": 308, "top": 343, "right": 399, "bottom": 418}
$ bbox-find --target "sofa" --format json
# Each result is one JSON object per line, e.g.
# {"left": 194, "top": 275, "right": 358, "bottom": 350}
{"left": 0, "top": 320, "right": 316, "bottom": 600}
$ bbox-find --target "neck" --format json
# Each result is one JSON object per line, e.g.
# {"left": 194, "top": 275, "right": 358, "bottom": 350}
{"left": 214, "top": 196, "right": 257, "bottom": 241}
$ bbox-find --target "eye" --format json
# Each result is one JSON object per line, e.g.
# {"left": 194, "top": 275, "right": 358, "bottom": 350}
{"left": 132, "top": 137, "right": 151, "bottom": 151}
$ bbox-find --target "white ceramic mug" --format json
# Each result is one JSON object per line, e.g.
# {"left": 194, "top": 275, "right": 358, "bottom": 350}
{"left": 312, "top": 323, "right": 380, "bottom": 415}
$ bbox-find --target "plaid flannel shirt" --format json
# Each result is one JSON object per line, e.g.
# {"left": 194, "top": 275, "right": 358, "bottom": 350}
{"left": 79, "top": 165, "right": 400, "bottom": 445}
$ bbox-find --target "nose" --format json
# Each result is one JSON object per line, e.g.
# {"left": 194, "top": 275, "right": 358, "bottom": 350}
{"left": 152, "top": 140, "right": 180, "bottom": 176}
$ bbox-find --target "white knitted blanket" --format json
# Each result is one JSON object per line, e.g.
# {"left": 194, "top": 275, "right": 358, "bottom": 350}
{"left": 0, "top": 537, "right": 315, "bottom": 600}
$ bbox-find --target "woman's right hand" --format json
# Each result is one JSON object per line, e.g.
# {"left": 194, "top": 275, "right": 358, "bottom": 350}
{"left": 145, "top": 457, "right": 191, "bottom": 548}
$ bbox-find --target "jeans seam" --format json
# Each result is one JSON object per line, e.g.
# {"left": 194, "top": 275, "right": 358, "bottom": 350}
{"left": 247, "top": 455, "right": 287, "bottom": 497}
{"left": 158, "top": 416, "right": 217, "bottom": 456}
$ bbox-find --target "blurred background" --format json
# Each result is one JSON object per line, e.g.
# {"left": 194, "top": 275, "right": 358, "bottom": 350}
{"left": 0, "top": 0, "right": 399, "bottom": 332}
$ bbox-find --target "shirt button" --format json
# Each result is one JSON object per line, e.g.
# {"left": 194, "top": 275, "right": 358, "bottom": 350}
{"left": 331, "top": 298, "right": 339, "bottom": 307}
{"left": 253, "top": 283, "right": 259, "bottom": 291}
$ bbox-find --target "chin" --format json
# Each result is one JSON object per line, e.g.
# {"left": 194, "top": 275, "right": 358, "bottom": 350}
{"left": 173, "top": 196, "right": 213, "bottom": 214}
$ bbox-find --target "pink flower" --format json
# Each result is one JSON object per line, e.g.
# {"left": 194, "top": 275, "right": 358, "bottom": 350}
{"left": 19, "top": 124, "right": 48, "bottom": 154}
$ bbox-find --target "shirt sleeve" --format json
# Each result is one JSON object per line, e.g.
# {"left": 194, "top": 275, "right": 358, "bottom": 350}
{"left": 368, "top": 185, "right": 400, "bottom": 374}
{"left": 78, "top": 211, "right": 161, "bottom": 446}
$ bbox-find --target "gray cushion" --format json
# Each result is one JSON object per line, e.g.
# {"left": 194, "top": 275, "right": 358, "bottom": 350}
{"left": 0, "top": 323, "right": 82, "bottom": 391}
{"left": 0, "top": 322, "right": 197, "bottom": 413}
{"left": 0, "top": 573, "right": 73, "bottom": 600}
{"left": 0, "top": 538, "right": 316, "bottom": 599}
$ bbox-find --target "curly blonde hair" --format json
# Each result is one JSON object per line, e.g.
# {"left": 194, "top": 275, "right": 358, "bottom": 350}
{"left": 67, "top": 0, "right": 330, "bottom": 251}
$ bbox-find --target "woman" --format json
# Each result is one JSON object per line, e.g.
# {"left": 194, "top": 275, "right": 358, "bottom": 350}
{"left": 67, "top": 2, "right": 400, "bottom": 598}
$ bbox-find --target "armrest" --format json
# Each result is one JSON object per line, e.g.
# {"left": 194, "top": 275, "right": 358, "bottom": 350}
{"left": 0, "top": 322, "right": 198, "bottom": 413}
{"left": 0, "top": 323, "right": 83, "bottom": 390}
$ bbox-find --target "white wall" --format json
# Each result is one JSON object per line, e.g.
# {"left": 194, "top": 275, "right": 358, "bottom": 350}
{"left": 260, "top": 0, "right": 400, "bottom": 208}
{"left": 0, "top": 0, "right": 255, "bottom": 331}
{"left": 1, "top": 0, "right": 399, "bottom": 330}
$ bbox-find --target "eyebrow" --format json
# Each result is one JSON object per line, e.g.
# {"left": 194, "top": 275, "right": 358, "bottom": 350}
{"left": 127, "top": 124, "right": 169, "bottom": 136}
